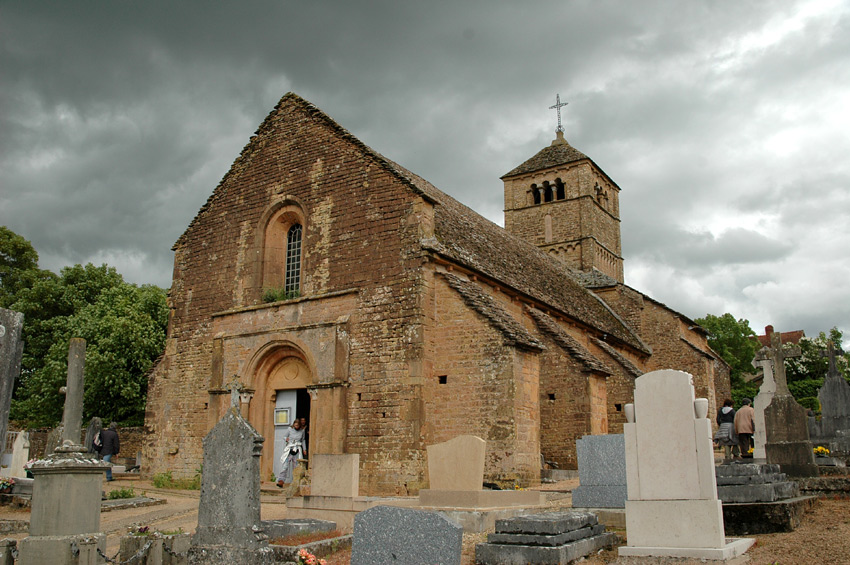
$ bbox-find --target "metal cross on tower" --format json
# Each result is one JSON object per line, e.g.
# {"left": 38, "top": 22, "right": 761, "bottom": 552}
{"left": 549, "top": 94, "right": 568, "bottom": 133}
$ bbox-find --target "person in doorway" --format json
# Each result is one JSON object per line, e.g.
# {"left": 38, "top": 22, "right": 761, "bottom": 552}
{"left": 276, "top": 419, "right": 305, "bottom": 487}
{"left": 100, "top": 422, "right": 120, "bottom": 481}
{"left": 735, "top": 398, "right": 755, "bottom": 458}
{"left": 714, "top": 399, "right": 739, "bottom": 462}
{"left": 298, "top": 417, "right": 309, "bottom": 458}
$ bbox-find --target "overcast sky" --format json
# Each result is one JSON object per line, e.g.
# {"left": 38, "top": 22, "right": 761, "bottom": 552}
{"left": 2, "top": 1, "right": 848, "bottom": 339}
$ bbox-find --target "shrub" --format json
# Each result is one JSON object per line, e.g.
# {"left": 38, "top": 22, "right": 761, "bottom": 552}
{"left": 107, "top": 486, "right": 136, "bottom": 499}
{"left": 262, "top": 288, "right": 301, "bottom": 303}
{"left": 152, "top": 469, "right": 201, "bottom": 490}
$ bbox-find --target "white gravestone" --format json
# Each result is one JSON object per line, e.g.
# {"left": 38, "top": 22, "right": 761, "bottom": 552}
{"left": 619, "top": 370, "right": 754, "bottom": 561}
{"left": 752, "top": 346, "right": 775, "bottom": 459}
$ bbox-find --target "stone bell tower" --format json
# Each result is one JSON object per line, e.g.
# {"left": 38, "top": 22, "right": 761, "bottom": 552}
{"left": 502, "top": 99, "right": 623, "bottom": 283}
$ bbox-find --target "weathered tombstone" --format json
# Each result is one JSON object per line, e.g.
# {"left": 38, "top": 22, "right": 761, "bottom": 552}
{"left": 311, "top": 453, "right": 359, "bottom": 497}
{"left": 427, "top": 435, "right": 485, "bottom": 490}
{"left": 809, "top": 342, "right": 850, "bottom": 445}
{"left": 351, "top": 505, "right": 462, "bottom": 565}
{"left": 188, "top": 385, "right": 273, "bottom": 564}
{"left": 752, "top": 344, "right": 776, "bottom": 459}
{"left": 43, "top": 425, "right": 64, "bottom": 457}
{"left": 476, "top": 511, "right": 616, "bottom": 564}
{"left": 18, "top": 338, "right": 110, "bottom": 565}
{"left": 0, "top": 308, "right": 25, "bottom": 449}
{"left": 619, "top": 369, "right": 753, "bottom": 560}
{"left": 763, "top": 329, "right": 819, "bottom": 477}
{"left": 84, "top": 417, "right": 103, "bottom": 455}
{"left": 571, "top": 434, "right": 627, "bottom": 508}
{"left": 4, "top": 431, "right": 30, "bottom": 478}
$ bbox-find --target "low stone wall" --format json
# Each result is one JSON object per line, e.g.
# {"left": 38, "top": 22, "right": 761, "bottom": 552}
{"left": 13, "top": 425, "right": 145, "bottom": 467}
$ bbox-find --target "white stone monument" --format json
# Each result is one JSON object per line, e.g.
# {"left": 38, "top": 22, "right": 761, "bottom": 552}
{"left": 0, "top": 431, "right": 30, "bottom": 478}
{"left": 619, "top": 369, "right": 754, "bottom": 560}
{"left": 752, "top": 346, "right": 775, "bottom": 459}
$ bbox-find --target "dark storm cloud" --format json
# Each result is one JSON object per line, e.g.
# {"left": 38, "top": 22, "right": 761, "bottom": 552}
{"left": 1, "top": 0, "right": 848, "bottom": 336}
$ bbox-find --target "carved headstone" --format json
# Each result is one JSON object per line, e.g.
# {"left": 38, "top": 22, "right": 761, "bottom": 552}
{"left": 189, "top": 387, "right": 273, "bottom": 564}
{"left": 763, "top": 329, "right": 818, "bottom": 477}
{"left": 619, "top": 369, "right": 753, "bottom": 560}
{"left": 84, "top": 417, "right": 103, "bottom": 455}
{"left": 0, "top": 308, "right": 24, "bottom": 447}
{"left": 4, "top": 431, "right": 30, "bottom": 478}
{"left": 427, "top": 435, "right": 485, "bottom": 491}
{"left": 572, "top": 434, "right": 627, "bottom": 508}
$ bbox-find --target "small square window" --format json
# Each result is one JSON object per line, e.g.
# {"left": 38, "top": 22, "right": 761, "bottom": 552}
{"left": 438, "top": 375, "right": 448, "bottom": 385}
{"left": 615, "top": 403, "right": 622, "bottom": 412}
{"left": 548, "top": 393, "right": 556, "bottom": 401}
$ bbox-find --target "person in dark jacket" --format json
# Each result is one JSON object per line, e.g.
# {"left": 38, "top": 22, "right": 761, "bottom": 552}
{"left": 100, "top": 422, "right": 120, "bottom": 481}
{"left": 714, "top": 399, "right": 739, "bottom": 462}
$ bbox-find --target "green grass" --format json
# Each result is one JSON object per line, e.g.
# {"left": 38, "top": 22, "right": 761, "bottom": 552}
{"left": 262, "top": 287, "right": 301, "bottom": 303}
{"left": 106, "top": 486, "right": 136, "bottom": 499}
{"left": 151, "top": 470, "right": 201, "bottom": 490}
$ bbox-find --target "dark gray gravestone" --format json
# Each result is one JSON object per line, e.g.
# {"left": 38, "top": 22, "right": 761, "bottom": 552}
{"left": 572, "top": 434, "right": 627, "bottom": 508}
{"left": 809, "top": 342, "right": 850, "bottom": 443}
{"left": 352, "top": 506, "right": 462, "bottom": 565}
{"left": 84, "top": 417, "right": 103, "bottom": 454}
{"left": 0, "top": 308, "right": 24, "bottom": 447}
{"left": 189, "top": 388, "right": 273, "bottom": 565}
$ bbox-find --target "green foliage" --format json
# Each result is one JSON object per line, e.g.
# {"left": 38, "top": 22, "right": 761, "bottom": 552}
{"left": 262, "top": 287, "right": 300, "bottom": 303}
{"left": 695, "top": 313, "right": 760, "bottom": 388}
{"left": 797, "top": 396, "right": 820, "bottom": 413}
{"left": 3, "top": 227, "right": 168, "bottom": 427}
{"left": 107, "top": 486, "right": 137, "bottom": 499}
{"left": 788, "top": 379, "right": 824, "bottom": 399}
{"left": 151, "top": 470, "right": 201, "bottom": 490}
{"left": 0, "top": 226, "right": 55, "bottom": 308}
{"left": 786, "top": 328, "right": 849, "bottom": 383}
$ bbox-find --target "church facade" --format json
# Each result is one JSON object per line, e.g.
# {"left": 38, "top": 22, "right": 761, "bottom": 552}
{"left": 143, "top": 94, "right": 729, "bottom": 494}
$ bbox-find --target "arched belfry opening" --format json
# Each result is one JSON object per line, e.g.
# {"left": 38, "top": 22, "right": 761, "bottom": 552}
{"left": 246, "top": 343, "right": 315, "bottom": 481}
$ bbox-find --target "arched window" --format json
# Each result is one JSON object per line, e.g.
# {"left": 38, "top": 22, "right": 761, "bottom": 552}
{"left": 555, "top": 178, "right": 565, "bottom": 200}
{"left": 543, "top": 181, "right": 553, "bottom": 203}
{"left": 531, "top": 184, "right": 541, "bottom": 205}
{"left": 284, "top": 224, "right": 302, "bottom": 294}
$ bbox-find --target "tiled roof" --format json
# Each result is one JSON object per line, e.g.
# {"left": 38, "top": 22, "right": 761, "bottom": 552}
{"left": 179, "top": 93, "right": 649, "bottom": 354}
{"left": 392, "top": 165, "right": 649, "bottom": 354}
{"left": 592, "top": 338, "right": 643, "bottom": 379}
{"left": 527, "top": 308, "right": 612, "bottom": 375}
{"left": 501, "top": 140, "right": 591, "bottom": 178}
{"left": 441, "top": 273, "right": 544, "bottom": 352}
{"left": 756, "top": 330, "right": 805, "bottom": 347}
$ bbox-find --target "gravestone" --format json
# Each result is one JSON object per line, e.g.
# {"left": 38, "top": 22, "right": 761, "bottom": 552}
{"left": 809, "top": 342, "right": 850, "bottom": 445}
{"left": 311, "top": 453, "right": 359, "bottom": 497}
{"left": 571, "top": 434, "right": 627, "bottom": 508}
{"left": 0, "top": 308, "right": 24, "bottom": 448}
{"left": 84, "top": 417, "right": 103, "bottom": 455}
{"left": 476, "top": 511, "right": 616, "bottom": 564}
{"left": 752, "top": 344, "right": 776, "bottom": 459}
{"left": 2, "top": 431, "right": 30, "bottom": 478}
{"left": 427, "top": 435, "right": 485, "bottom": 490}
{"left": 763, "top": 329, "right": 819, "bottom": 477}
{"left": 18, "top": 338, "right": 110, "bottom": 565}
{"left": 188, "top": 386, "right": 273, "bottom": 564}
{"left": 351, "top": 505, "right": 462, "bottom": 565}
{"left": 619, "top": 369, "right": 753, "bottom": 560}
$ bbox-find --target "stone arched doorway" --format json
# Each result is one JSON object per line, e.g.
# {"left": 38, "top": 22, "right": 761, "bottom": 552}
{"left": 247, "top": 343, "right": 314, "bottom": 481}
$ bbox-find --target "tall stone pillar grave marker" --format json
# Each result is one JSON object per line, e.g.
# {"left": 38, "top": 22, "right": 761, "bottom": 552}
{"left": 0, "top": 308, "right": 24, "bottom": 448}
{"left": 752, "top": 341, "right": 776, "bottom": 459}
{"left": 619, "top": 369, "right": 754, "bottom": 560}
{"left": 18, "top": 338, "right": 110, "bottom": 565}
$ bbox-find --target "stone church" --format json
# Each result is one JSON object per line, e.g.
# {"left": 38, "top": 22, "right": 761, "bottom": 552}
{"left": 143, "top": 93, "right": 730, "bottom": 495}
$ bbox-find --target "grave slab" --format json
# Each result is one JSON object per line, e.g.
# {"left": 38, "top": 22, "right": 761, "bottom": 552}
{"left": 722, "top": 495, "right": 817, "bottom": 535}
{"left": 311, "top": 453, "right": 359, "bottom": 497}
{"left": 427, "top": 435, "right": 485, "bottom": 491}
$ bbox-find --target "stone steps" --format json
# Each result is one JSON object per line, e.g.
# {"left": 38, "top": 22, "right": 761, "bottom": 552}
{"left": 475, "top": 511, "right": 617, "bottom": 565}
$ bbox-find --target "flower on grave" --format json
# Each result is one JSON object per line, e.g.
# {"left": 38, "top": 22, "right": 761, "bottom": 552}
{"left": 814, "top": 446, "right": 830, "bottom": 457}
{"left": 296, "top": 548, "right": 326, "bottom": 565}
{"left": 747, "top": 447, "right": 754, "bottom": 455}
{"left": 0, "top": 477, "right": 15, "bottom": 490}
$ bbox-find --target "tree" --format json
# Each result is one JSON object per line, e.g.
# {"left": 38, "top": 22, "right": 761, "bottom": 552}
{"left": 0, "top": 226, "right": 55, "bottom": 307}
{"left": 4, "top": 228, "right": 168, "bottom": 426}
{"left": 696, "top": 313, "right": 760, "bottom": 386}
{"left": 785, "top": 328, "right": 849, "bottom": 413}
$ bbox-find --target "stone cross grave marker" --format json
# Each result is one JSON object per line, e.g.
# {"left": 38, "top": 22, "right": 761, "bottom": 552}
{"left": 0, "top": 308, "right": 24, "bottom": 449}
{"left": 763, "top": 328, "right": 818, "bottom": 477}
{"left": 58, "top": 337, "right": 87, "bottom": 451}
{"left": 188, "top": 380, "right": 273, "bottom": 564}
{"left": 352, "top": 505, "right": 462, "bottom": 565}
{"left": 619, "top": 369, "right": 753, "bottom": 560}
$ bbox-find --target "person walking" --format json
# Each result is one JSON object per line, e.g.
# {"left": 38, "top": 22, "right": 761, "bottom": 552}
{"left": 715, "top": 399, "right": 739, "bottom": 462}
{"left": 276, "top": 419, "right": 305, "bottom": 487}
{"left": 735, "top": 398, "right": 755, "bottom": 458}
{"left": 100, "top": 422, "right": 120, "bottom": 481}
